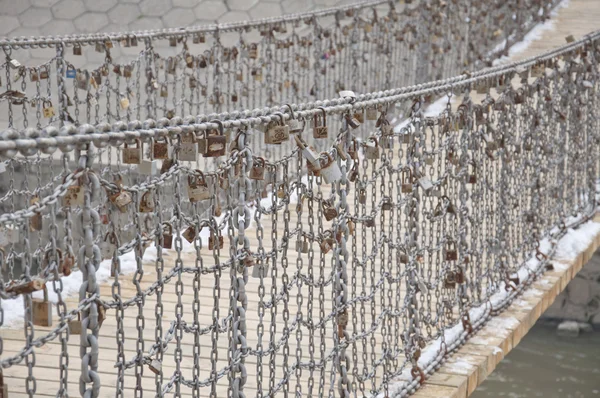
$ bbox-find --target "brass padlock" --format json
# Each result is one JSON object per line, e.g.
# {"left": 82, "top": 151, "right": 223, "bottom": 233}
{"left": 119, "top": 96, "right": 130, "bottom": 110}
{"left": 29, "top": 196, "right": 43, "bottom": 232}
{"left": 353, "top": 111, "right": 364, "bottom": 124}
{"left": 320, "top": 235, "right": 334, "bottom": 254}
{"left": 32, "top": 286, "right": 52, "bottom": 326}
{"left": 276, "top": 183, "right": 287, "bottom": 199}
{"left": 42, "top": 100, "right": 55, "bottom": 118}
{"left": 63, "top": 175, "right": 84, "bottom": 208}
{"left": 209, "top": 231, "right": 224, "bottom": 250}
{"left": 188, "top": 171, "right": 211, "bottom": 203}
{"left": 123, "top": 139, "right": 142, "bottom": 164}
{"left": 162, "top": 223, "right": 173, "bottom": 249}
{"left": 139, "top": 191, "right": 154, "bottom": 213}
{"left": 445, "top": 241, "right": 458, "bottom": 261}
{"left": 322, "top": 200, "right": 338, "bottom": 221}
{"left": 265, "top": 114, "right": 290, "bottom": 145}
{"left": 199, "top": 122, "right": 227, "bottom": 157}
{"left": 312, "top": 108, "right": 328, "bottom": 139}
{"left": 68, "top": 312, "right": 82, "bottom": 335}
{"left": 401, "top": 169, "right": 413, "bottom": 193}
{"left": 179, "top": 132, "right": 198, "bottom": 161}
{"left": 345, "top": 113, "right": 361, "bottom": 129}
{"left": 364, "top": 137, "right": 380, "bottom": 160}
{"left": 153, "top": 137, "right": 169, "bottom": 159}
{"left": 249, "top": 157, "right": 266, "bottom": 180}
{"left": 160, "top": 84, "right": 168, "bottom": 98}
{"left": 183, "top": 225, "right": 196, "bottom": 244}
{"left": 347, "top": 220, "right": 355, "bottom": 236}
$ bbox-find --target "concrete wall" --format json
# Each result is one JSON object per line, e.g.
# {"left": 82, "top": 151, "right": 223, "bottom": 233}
{"left": 542, "top": 250, "right": 600, "bottom": 326}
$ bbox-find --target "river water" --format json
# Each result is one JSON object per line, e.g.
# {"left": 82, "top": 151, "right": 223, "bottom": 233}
{"left": 472, "top": 322, "right": 600, "bottom": 398}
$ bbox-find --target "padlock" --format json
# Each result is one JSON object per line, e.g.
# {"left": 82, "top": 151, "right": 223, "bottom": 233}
{"left": 183, "top": 225, "right": 196, "bottom": 244}
{"left": 29, "top": 196, "right": 43, "bottom": 232}
{"left": 139, "top": 191, "right": 154, "bottom": 213}
{"left": 123, "top": 139, "right": 142, "bottom": 164}
{"left": 276, "top": 183, "right": 287, "bottom": 199}
{"left": 248, "top": 43, "right": 259, "bottom": 59}
{"left": 364, "top": 137, "right": 380, "bottom": 160}
{"left": 63, "top": 176, "right": 84, "bottom": 208}
{"left": 160, "top": 84, "right": 168, "bottom": 98}
{"left": 188, "top": 172, "right": 211, "bottom": 203}
{"left": 149, "top": 359, "right": 162, "bottom": 375}
{"left": 123, "top": 65, "right": 132, "bottom": 78}
{"left": 366, "top": 107, "right": 378, "bottom": 120}
{"left": 209, "top": 232, "right": 224, "bottom": 250}
{"left": 468, "top": 162, "right": 477, "bottom": 184}
{"left": 444, "top": 271, "right": 456, "bottom": 289}
{"left": 286, "top": 111, "right": 304, "bottom": 134}
{"left": 120, "top": 96, "right": 130, "bottom": 110}
{"left": 348, "top": 163, "right": 359, "bottom": 182}
{"left": 322, "top": 200, "right": 338, "bottom": 221}
{"left": 445, "top": 241, "right": 458, "bottom": 261}
{"left": 199, "top": 124, "right": 227, "bottom": 157}
{"left": 73, "top": 44, "right": 82, "bottom": 55}
{"left": 76, "top": 70, "right": 89, "bottom": 90}
{"left": 320, "top": 235, "right": 334, "bottom": 254}
{"left": 42, "top": 100, "right": 55, "bottom": 118}
{"left": 100, "top": 232, "right": 119, "bottom": 260}
{"left": 40, "top": 67, "right": 49, "bottom": 80}
{"left": 313, "top": 108, "right": 328, "bottom": 139}
{"left": 417, "top": 177, "right": 433, "bottom": 193}
{"left": 160, "top": 158, "right": 175, "bottom": 174}
{"left": 68, "top": 313, "right": 82, "bottom": 335}
{"left": 109, "top": 189, "right": 132, "bottom": 213}
{"left": 442, "top": 195, "right": 456, "bottom": 215}
{"left": 294, "top": 135, "right": 320, "bottom": 167}
{"left": 153, "top": 137, "right": 169, "bottom": 159}
{"left": 358, "top": 188, "right": 367, "bottom": 204}
{"left": 139, "top": 156, "right": 158, "bottom": 176}
{"left": 60, "top": 252, "right": 75, "bottom": 276}
{"left": 161, "top": 223, "right": 173, "bottom": 249}
{"left": 364, "top": 218, "right": 375, "bottom": 228}
{"left": 401, "top": 169, "right": 413, "bottom": 193}
{"left": 249, "top": 157, "right": 266, "bottom": 180}
{"left": 382, "top": 196, "right": 392, "bottom": 211}
{"left": 251, "top": 259, "right": 268, "bottom": 278}
{"left": 65, "top": 65, "right": 76, "bottom": 78}
{"left": 179, "top": 132, "right": 198, "bottom": 161}
{"left": 345, "top": 113, "right": 361, "bottom": 129}
{"left": 400, "top": 249, "right": 409, "bottom": 264}
{"left": 265, "top": 114, "right": 290, "bottom": 145}
{"left": 319, "top": 153, "right": 342, "bottom": 184}
{"left": 455, "top": 267, "right": 465, "bottom": 284}
{"left": 32, "top": 286, "right": 52, "bottom": 326}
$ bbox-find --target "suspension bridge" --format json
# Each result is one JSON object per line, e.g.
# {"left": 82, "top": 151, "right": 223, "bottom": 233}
{"left": 0, "top": 0, "right": 599, "bottom": 397}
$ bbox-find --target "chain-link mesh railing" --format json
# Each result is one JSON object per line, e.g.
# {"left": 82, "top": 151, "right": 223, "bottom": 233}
{"left": 1, "top": 0, "right": 598, "bottom": 397}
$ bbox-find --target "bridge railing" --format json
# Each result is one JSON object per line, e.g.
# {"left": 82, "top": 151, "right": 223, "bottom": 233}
{"left": 1, "top": 1, "right": 598, "bottom": 397}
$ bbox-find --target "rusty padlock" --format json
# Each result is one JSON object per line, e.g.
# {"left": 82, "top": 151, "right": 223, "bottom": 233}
{"left": 468, "top": 161, "right": 477, "bottom": 184}
{"left": 161, "top": 223, "right": 173, "bottom": 249}
{"left": 188, "top": 171, "right": 211, "bottom": 203}
{"left": 401, "top": 169, "right": 413, "bottom": 193}
{"left": 62, "top": 175, "right": 84, "bottom": 208}
{"left": 249, "top": 157, "right": 266, "bottom": 180}
{"left": 183, "top": 225, "right": 196, "bottom": 244}
{"left": 209, "top": 231, "right": 224, "bottom": 250}
{"left": 382, "top": 196, "right": 393, "bottom": 211}
{"left": 445, "top": 241, "right": 458, "bottom": 261}
{"left": 109, "top": 177, "right": 133, "bottom": 213}
{"left": 444, "top": 271, "right": 456, "bottom": 289}
{"left": 312, "top": 107, "right": 328, "bottom": 139}
{"left": 68, "top": 312, "right": 82, "bottom": 335}
{"left": 32, "top": 285, "right": 52, "bottom": 326}
{"left": 139, "top": 191, "right": 154, "bottom": 213}
{"left": 199, "top": 121, "right": 227, "bottom": 157}
{"left": 29, "top": 196, "right": 43, "bottom": 232}
{"left": 322, "top": 200, "right": 338, "bottom": 221}
{"left": 122, "top": 139, "right": 142, "bottom": 164}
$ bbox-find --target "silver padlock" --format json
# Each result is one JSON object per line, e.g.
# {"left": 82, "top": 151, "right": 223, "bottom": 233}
{"left": 294, "top": 135, "right": 320, "bottom": 167}
{"left": 179, "top": 132, "right": 198, "bottom": 162}
{"left": 252, "top": 260, "right": 269, "bottom": 278}
{"left": 319, "top": 153, "right": 342, "bottom": 184}
{"left": 0, "top": 161, "right": 6, "bottom": 174}
{"left": 417, "top": 177, "right": 434, "bottom": 192}
{"left": 100, "top": 232, "right": 118, "bottom": 260}
{"left": 364, "top": 137, "right": 380, "bottom": 160}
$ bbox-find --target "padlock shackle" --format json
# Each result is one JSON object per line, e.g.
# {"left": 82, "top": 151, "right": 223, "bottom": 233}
{"left": 285, "top": 104, "right": 295, "bottom": 120}
{"left": 209, "top": 119, "right": 224, "bottom": 136}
